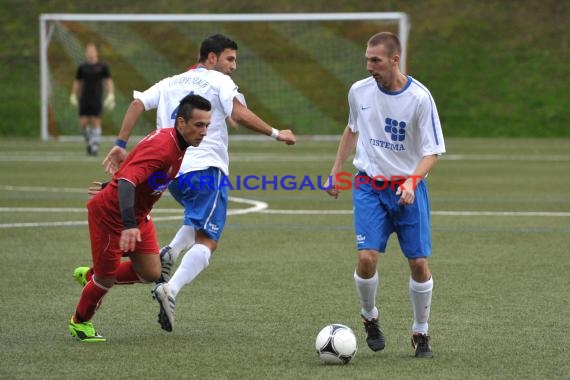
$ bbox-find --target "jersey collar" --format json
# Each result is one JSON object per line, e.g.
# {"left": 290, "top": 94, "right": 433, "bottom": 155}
{"left": 174, "top": 127, "right": 189, "bottom": 151}
{"left": 376, "top": 75, "right": 412, "bottom": 95}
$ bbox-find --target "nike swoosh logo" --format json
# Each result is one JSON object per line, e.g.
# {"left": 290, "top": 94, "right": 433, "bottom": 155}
{"left": 361, "top": 106, "right": 371, "bottom": 110}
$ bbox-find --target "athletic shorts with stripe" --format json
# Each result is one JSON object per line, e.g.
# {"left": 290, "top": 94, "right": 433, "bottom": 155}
{"left": 167, "top": 167, "right": 228, "bottom": 242}
{"left": 352, "top": 172, "right": 432, "bottom": 259}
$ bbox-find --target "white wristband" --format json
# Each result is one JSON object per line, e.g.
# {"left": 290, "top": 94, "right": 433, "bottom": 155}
{"left": 270, "top": 128, "right": 279, "bottom": 139}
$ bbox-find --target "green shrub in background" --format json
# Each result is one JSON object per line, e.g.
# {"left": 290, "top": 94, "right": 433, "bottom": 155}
{"left": 0, "top": 0, "right": 568, "bottom": 137}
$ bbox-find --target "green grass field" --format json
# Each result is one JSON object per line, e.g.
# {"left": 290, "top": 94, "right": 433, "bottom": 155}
{"left": 1, "top": 137, "right": 569, "bottom": 379}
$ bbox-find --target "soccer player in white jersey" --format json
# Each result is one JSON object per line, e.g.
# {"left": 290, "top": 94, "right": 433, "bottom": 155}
{"left": 102, "top": 34, "right": 296, "bottom": 332}
{"left": 325, "top": 32, "right": 445, "bottom": 358}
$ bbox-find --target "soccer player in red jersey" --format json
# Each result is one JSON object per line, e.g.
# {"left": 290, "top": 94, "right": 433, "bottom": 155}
{"left": 68, "top": 94, "right": 211, "bottom": 342}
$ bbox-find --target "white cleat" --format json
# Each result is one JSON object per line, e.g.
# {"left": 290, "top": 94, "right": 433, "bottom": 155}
{"left": 151, "top": 283, "right": 175, "bottom": 332}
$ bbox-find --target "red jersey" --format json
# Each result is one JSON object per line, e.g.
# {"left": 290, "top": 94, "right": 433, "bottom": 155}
{"left": 90, "top": 128, "right": 185, "bottom": 228}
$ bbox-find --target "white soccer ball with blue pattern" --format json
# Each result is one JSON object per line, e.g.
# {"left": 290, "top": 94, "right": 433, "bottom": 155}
{"left": 315, "top": 324, "right": 358, "bottom": 364}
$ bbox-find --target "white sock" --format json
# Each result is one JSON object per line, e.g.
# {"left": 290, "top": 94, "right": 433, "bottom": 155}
{"left": 409, "top": 276, "right": 433, "bottom": 334}
{"left": 90, "top": 126, "right": 101, "bottom": 145}
{"left": 354, "top": 271, "right": 379, "bottom": 320}
{"left": 168, "top": 225, "right": 195, "bottom": 262}
{"left": 169, "top": 244, "right": 211, "bottom": 298}
{"left": 81, "top": 127, "right": 90, "bottom": 143}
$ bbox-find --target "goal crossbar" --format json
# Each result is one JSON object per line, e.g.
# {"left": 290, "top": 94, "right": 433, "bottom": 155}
{"left": 39, "top": 12, "right": 410, "bottom": 140}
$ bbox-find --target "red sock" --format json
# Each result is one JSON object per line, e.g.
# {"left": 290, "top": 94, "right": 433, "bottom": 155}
{"left": 115, "top": 261, "right": 141, "bottom": 285}
{"left": 86, "top": 268, "right": 93, "bottom": 283}
{"left": 74, "top": 280, "right": 108, "bottom": 323}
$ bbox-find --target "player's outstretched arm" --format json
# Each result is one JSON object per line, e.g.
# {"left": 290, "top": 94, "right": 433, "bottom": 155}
{"left": 325, "top": 126, "right": 358, "bottom": 199}
{"left": 230, "top": 99, "right": 296, "bottom": 145}
{"left": 102, "top": 99, "right": 145, "bottom": 175}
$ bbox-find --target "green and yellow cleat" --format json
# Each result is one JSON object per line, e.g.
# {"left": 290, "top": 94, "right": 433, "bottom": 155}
{"left": 73, "top": 267, "right": 90, "bottom": 287}
{"left": 68, "top": 317, "right": 106, "bottom": 342}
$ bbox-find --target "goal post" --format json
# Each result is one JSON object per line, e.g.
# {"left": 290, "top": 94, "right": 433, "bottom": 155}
{"left": 39, "top": 12, "right": 410, "bottom": 141}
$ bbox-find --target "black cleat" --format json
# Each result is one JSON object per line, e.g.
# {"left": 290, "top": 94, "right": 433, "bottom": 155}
{"left": 86, "top": 143, "right": 99, "bottom": 156}
{"left": 411, "top": 333, "right": 433, "bottom": 358}
{"left": 362, "top": 315, "right": 385, "bottom": 351}
{"left": 156, "top": 246, "right": 174, "bottom": 284}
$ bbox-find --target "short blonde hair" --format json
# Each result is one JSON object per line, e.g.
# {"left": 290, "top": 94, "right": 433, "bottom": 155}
{"left": 367, "top": 32, "right": 401, "bottom": 57}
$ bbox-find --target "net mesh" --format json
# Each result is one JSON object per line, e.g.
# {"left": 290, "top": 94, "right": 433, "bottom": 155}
{"left": 46, "top": 19, "right": 401, "bottom": 137}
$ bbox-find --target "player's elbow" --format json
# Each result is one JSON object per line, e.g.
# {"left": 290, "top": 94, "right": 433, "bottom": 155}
{"left": 129, "top": 99, "right": 145, "bottom": 112}
{"left": 230, "top": 100, "right": 250, "bottom": 124}
{"left": 424, "top": 154, "right": 439, "bottom": 164}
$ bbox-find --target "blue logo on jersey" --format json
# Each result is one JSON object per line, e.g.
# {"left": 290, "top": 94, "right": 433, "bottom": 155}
{"left": 170, "top": 91, "right": 195, "bottom": 119}
{"left": 384, "top": 118, "right": 407, "bottom": 142}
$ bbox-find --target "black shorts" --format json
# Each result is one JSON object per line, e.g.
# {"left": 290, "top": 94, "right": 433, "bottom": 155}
{"left": 79, "top": 99, "right": 103, "bottom": 117}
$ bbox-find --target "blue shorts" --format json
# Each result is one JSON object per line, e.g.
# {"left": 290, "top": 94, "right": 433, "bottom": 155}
{"left": 352, "top": 173, "right": 431, "bottom": 259}
{"left": 168, "top": 167, "right": 228, "bottom": 241}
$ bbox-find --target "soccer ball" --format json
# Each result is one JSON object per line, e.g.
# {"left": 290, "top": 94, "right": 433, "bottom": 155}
{"left": 315, "top": 324, "right": 358, "bottom": 364}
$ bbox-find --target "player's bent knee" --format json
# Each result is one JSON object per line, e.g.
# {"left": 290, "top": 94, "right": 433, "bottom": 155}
{"left": 136, "top": 266, "right": 162, "bottom": 283}
{"left": 141, "top": 271, "right": 161, "bottom": 283}
{"left": 358, "top": 250, "right": 378, "bottom": 264}
{"left": 409, "top": 257, "right": 429, "bottom": 269}
{"left": 93, "top": 275, "right": 115, "bottom": 288}
{"left": 148, "top": 267, "right": 162, "bottom": 282}
{"left": 196, "top": 233, "right": 217, "bottom": 253}
{"left": 408, "top": 258, "right": 431, "bottom": 281}
{"left": 357, "top": 250, "right": 379, "bottom": 277}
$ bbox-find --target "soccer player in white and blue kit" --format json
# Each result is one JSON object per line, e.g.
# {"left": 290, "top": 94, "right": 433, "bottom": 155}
{"left": 326, "top": 32, "right": 445, "bottom": 358}
{"left": 103, "top": 34, "right": 296, "bottom": 332}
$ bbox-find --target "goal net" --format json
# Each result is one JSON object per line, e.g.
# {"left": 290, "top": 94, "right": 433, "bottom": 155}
{"left": 39, "top": 13, "right": 410, "bottom": 140}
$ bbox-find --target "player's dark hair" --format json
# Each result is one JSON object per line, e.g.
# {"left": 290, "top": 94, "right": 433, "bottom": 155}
{"left": 199, "top": 34, "right": 238, "bottom": 62}
{"left": 368, "top": 32, "right": 401, "bottom": 56}
{"left": 177, "top": 94, "right": 211, "bottom": 121}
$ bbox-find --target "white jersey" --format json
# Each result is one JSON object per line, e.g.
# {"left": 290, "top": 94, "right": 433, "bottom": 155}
{"left": 136, "top": 67, "right": 240, "bottom": 175}
{"left": 348, "top": 75, "right": 445, "bottom": 178}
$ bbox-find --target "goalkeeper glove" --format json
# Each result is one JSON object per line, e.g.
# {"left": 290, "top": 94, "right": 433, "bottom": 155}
{"left": 104, "top": 93, "right": 116, "bottom": 111}
{"left": 69, "top": 93, "right": 78, "bottom": 107}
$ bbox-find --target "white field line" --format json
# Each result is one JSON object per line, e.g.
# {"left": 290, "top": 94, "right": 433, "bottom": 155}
{"left": 0, "top": 197, "right": 268, "bottom": 228}
{"left": 2, "top": 207, "right": 566, "bottom": 217}
{"left": 0, "top": 220, "right": 89, "bottom": 228}
{"left": 0, "top": 207, "right": 181, "bottom": 213}
{"left": 1, "top": 153, "right": 569, "bottom": 163}
{"left": 441, "top": 154, "right": 570, "bottom": 161}
{"left": 1, "top": 184, "right": 568, "bottom": 228}
{"left": 431, "top": 210, "right": 570, "bottom": 217}
{"left": 0, "top": 185, "right": 86, "bottom": 193}
{"left": 1, "top": 207, "right": 569, "bottom": 229}
{"left": 259, "top": 209, "right": 570, "bottom": 217}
